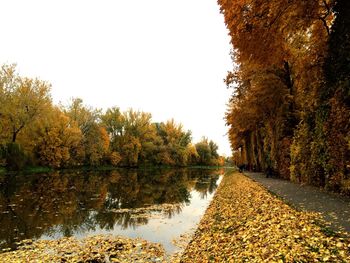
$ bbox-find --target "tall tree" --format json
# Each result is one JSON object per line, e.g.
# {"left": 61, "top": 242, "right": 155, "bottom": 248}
{"left": 32, "top": 107, "right": 83, "bottom": 168}
{"left": 64, "top": 98, "right": 100, "bottom": 136}
{"left": 101, "top": 107, "right": 124, "bottom": 150}
{"left": 0, "top": 65, "right": 51, "bottom": 143}
{"left": 218, "top": 0, "right": 349, "bottom": 186}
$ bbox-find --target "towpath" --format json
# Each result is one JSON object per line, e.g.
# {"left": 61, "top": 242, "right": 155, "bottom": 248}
{"left": 244, "top": 172, "right": 350, "bottom": 233}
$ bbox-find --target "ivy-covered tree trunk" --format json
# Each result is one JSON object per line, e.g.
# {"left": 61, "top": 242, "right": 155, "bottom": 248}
{"left": 324, "top": 0, "right": 350, "bottom": 104}
{"left": 322, "top": 0, "right": 350, "bottom": 192}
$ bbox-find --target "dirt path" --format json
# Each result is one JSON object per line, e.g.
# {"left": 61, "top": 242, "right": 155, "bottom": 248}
{"left": 244, "top": 172, "right": 350, "bottom": 233}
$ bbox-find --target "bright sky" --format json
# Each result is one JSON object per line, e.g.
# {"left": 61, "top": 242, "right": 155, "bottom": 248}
{"left": 0, "top": 0, "right": 233, "bottom": 156}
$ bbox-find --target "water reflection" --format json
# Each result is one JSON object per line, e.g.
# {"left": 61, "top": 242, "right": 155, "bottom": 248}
{"left": 0, "top": 168, "right": 223, "bottom": 250}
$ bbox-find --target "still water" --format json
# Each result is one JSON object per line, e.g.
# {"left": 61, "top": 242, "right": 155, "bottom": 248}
{"left": 0, "top": 168, "right": 224, "bottom": 253}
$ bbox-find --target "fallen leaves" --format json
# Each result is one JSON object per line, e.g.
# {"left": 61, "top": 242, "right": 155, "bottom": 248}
{"left": 2, "top": 172, "right": 350, "bottom": 262}
{"left": 180, "top": 172, "right": 350, "bottom": 262}
{"left": 0, "top": 235, "right": 166, "bottom": 262}
{"left": 112, "top": 203, "right": 183, "bottom": 220}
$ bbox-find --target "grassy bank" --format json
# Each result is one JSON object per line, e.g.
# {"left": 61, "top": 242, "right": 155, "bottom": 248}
{"left": 180, "top": 172, "right": 350, "bottom": 262}
{"left": 0, "top": 166, "right": 53, "bottom": 175}
{"left": 0, "top": 164, "right": 230, "bottom": 175}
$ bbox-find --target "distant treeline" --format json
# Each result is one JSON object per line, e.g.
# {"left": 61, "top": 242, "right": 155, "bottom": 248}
{"left": 219, "top": 0, "right": 350, "bottom": 193}
{"left": 0, "top": 65, "right": 226, "bottom": 170}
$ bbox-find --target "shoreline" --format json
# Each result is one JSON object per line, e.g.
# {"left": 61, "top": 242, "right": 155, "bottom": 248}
{"left": 180, "top": 172, "right": 350, "bottom": 262}
{"left": 0, "top": 165, "right": 233, "bottom": 176}
{"left": 0, "top": 235, "right": 166, "bottom": 262}
{"left": 2, "top": 171, "right": 349, "bottom": 262}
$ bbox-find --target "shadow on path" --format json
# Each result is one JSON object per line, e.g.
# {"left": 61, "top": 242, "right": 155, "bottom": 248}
{"left": 244, "top": 172, "right": 350, "bottom": 233}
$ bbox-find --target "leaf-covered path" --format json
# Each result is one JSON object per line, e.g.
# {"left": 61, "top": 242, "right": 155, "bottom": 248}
{"left": 180, "top": 172, "right": 350, "bottom": 262}
{"left": 244, "top": 172, "right": 350, "bottom": 233}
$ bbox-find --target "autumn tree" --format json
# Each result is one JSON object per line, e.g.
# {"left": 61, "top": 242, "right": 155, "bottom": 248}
{"left": 186, "top": 144, "right": 199, "bottom": 165}
{"left": 64, "top": 97, "right": 100, "bottom": 128}
{"left": 31, "top": 107, "right": 83, "bottom": 168}
{"left": 321, "top": 0, "right": 350, "bottom": 191}
{"left": 64, "top": 98, "right": 109, "bottom": 166}
{"left": 0, "top": 68, "right": 224, "bottom": 169}
{"left": 195, "top": 137, "right": 220, "bottom": 166}
{"left": 84, "top": 125, "right": 110, "bottom": 166}
{"left": 219, "top": 0, "right": 350, "bottom": 191}
{"left": 118, "top": 109, "right": 156, "bottom": 166}
{"left": 0, "top": 64, "right": 51, "bottom": 143}
{"left": 155, "top": 119, "right": 192, "bottom": 166}
{"left": 0, "top": 64, "right": 52, "bottom": 169}
{"left": 101, "top": 107, "right": 124, "bottom": 149}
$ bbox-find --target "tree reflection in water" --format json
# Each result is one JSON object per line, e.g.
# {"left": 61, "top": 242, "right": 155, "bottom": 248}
{"left": 0, "top": 168, "right": 224, "bottom": 250}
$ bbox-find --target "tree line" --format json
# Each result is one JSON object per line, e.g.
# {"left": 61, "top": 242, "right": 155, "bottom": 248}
{"left": 218, "top": 0, "right": 350, "bottom": 192}
{"left": 0, "top": 64, "right": 225, "bottom": 170}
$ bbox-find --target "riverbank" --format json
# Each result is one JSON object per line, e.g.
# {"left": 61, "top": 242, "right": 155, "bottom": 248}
{"left": 180, "top": 172, "right": 350, "bottom": 262}
{"left": 0, "top": 165, "right": 231, "bottom": 175}
{"left": 2, "top": 171, "right": 349, "bottom": 262}
{"left": 0, "top": 235, "right": 165, "bottom": 262}
{"left": 0, "top": 168, "right": 223, "bottom": 262}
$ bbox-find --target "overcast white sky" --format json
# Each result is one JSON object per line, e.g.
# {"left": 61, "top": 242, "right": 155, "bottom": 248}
{"left": 0, "top": 0, "right": 233, "bottom": 155}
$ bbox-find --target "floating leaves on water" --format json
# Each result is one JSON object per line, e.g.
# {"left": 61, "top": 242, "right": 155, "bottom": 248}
{"left": 111, "top": 203, "right": 182, "bottom": 220}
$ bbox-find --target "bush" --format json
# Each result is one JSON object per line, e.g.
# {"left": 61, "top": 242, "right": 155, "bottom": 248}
{"left": 0, "top": 144, "right": 6, "bottom": 167}
{"left": 5, "top": 143, "right": 27, "bottom": 171}
{"left": 108, "top": 151, "right": 122, "bottom": 166}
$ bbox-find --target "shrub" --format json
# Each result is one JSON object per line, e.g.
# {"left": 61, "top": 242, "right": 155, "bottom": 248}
{"left": 5, "top": 143, "right": 27, "bottom": 171}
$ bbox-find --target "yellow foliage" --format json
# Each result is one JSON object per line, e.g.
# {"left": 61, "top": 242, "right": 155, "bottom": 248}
{"left": 108, "top": 151, "right": 122, "bottom": 166}
{"left": 32, "top": 108, "right": 83, "bottom": 168}
{"left": 181, "top": 172, "right": 350, "bottom": 262}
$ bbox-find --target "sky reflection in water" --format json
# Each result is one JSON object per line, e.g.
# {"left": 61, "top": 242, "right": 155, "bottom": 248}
{"left": 0, "top": 168, "right": 224, "bottom": 253}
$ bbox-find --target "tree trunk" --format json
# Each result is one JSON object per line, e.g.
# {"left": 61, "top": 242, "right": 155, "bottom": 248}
{"left": 12, "top": 131, "right": 17, "bottom": 143}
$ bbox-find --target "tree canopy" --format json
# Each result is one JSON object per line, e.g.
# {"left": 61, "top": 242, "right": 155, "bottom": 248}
{"left": 0, "top": 65, "right": 225, "bottom": 170}
{"left": 219, "top": 0, "right": 350, "bottom": 192}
